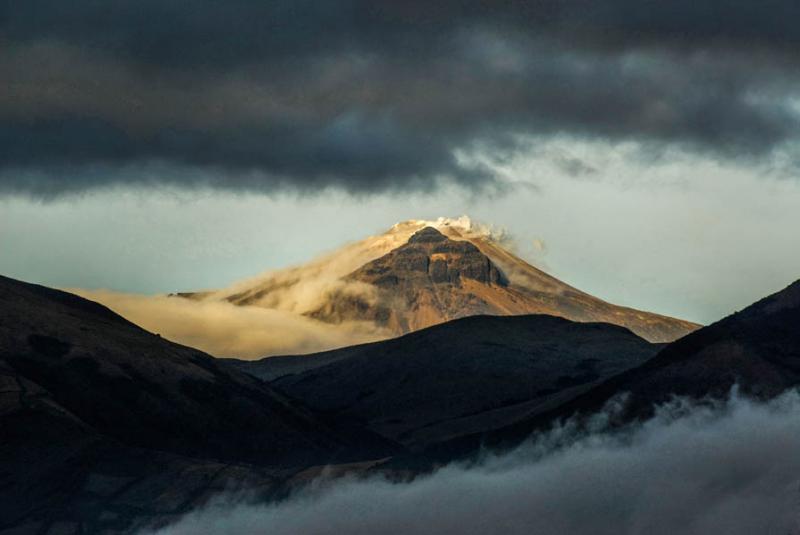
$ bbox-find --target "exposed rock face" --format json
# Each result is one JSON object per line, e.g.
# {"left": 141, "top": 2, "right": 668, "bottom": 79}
{"left": 306, "top": 226, "right": 698, "bottom": 342}
{"left": 308, "top": 227, "right": 513, "bottom": 333}
{"left": 353, "top": 227, "right": 506, "bottom": 287}
{"left": 170, "top": 218, "right": 700, "bottom": 350}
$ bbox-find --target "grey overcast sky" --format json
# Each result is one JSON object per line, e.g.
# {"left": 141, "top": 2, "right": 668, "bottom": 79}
{"left": 2, "top": 1, "right": 800, "bottom": 324}
{"left": 3, "top": 140, "right": 800, "bottom": 325}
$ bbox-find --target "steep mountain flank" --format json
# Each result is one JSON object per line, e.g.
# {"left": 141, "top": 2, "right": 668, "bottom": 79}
{"left": 304, "top": 225, "right": 698, "bottom": 343}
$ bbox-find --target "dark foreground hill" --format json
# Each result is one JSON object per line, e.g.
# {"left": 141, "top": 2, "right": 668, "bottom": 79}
{"left": 0, "top": 275, "right": 395, "bottom": 533}
{"left": 232, "top": 314, "right": 660, "bottom": 450}
{"left": 4, "top": 274, "right": 798, "bottom": 533}
{"left": 427, "top": 279, "right": 800, "bottom": 460}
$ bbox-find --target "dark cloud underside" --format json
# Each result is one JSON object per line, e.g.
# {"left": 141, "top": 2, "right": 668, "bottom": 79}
{"left": 1, "top": 1, "right": 799, "bottom": 196}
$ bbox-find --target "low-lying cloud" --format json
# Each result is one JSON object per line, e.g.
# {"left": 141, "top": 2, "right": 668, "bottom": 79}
{"left": 72, "top": 289, "right": 386, "bottom": 358}
{"left": 152, "top": 391, "right": 800, "bottom": 535}
{"left": 69, "top": 217, "right": 505, "bottom": 358}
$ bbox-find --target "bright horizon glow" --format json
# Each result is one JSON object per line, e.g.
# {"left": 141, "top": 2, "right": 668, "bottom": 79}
{"left": 2, "top": 140, "right": 800, "bottom": 326}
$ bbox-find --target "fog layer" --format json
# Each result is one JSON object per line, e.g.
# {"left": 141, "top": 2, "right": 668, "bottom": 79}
{"left": 152, "top": 391, "right": 800, "bottom": 535}
{"left": 72, "top": 289, "right": 385, "bottom": 358}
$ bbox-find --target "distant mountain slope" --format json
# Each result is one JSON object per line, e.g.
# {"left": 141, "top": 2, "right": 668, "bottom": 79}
{"left": 234, "top": 314, "right": 660, "bottom": 450}
{"left": 189, "top": 218, "right": 698, "bottom": 347}
{"left": 0, "top": 274, "right": 398, "bottom": 532}
{"left": 429, "top": 279, "right": 800, "bottom": 459}
{"left": 562, "top": 278, "right": 800, "bottom": 418}
{"left": 0, "top": 274, "right": 396, "bottom": 463}
{"left": 0, "top": 275, "right": 395, "bottom": 468}
{"left": 0, "top": 358, "right": 278, "bottom": 533}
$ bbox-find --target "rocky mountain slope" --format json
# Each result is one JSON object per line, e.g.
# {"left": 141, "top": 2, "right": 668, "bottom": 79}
{"left": 190, "top": 218, "right": 698, "bottom": 346}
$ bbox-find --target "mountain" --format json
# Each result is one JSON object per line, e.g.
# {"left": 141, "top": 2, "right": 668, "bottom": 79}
{"left": 185, "top": 218, "right": 698, "bottom": 348}
{"left": 230, "top": 314, "right": 660, "bottom": 451}
{"left": 0, "top": 275, "right": 396, "bottom": 533}
{"left": 428, "top": 278, "right": 800, "bottom": 459}
{"left": 4, "top": 272, "right": 797, "bottom": 532}
{"left": 1, "top": 365, "right": 279, "bottom": 534}
{"left": 562, "top": 277, "right": 800, "bottom": 419}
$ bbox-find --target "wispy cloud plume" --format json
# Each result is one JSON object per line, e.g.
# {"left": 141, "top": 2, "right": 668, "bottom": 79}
{"left": 72, "top": 289, "right": 386, "bottom": 358}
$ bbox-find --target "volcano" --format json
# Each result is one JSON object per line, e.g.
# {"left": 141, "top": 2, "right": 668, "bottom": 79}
{"left": 186, "top": 218, "right": 698, "bottom": 346}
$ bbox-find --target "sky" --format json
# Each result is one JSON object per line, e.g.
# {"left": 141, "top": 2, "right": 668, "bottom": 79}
{"left": 2, "top": 1, "right": 800, "bottom": 325}
{"left": 3, "top": 5, "right": 800, "bottom": 530}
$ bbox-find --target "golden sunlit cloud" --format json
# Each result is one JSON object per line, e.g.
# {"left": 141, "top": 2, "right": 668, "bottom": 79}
{"left": 72, "top": 289, "right": 387, "bottom": 359}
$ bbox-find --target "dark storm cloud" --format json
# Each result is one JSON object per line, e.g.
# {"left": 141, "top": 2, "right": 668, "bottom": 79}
{"left": 1, "top": 1, "right": 799, "bottom": 196}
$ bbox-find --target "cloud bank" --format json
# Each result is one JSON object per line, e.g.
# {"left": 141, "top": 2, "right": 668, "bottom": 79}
{"left": 72, "top": 289, "right": 385, "bottom": 358}
{"left": 151, "top": 391, "right": 800, "bottom": 535}
{"left": 3, "top": 1, "right": 800, "bottom": 197}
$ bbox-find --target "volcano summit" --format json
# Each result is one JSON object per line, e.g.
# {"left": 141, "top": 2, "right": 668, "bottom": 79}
{"left": 167, "top": 218, "right": 699, "bottom": 354}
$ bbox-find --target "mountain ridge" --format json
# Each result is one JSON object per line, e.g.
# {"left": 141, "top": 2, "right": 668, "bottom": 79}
{"left": 231, "top": 313, "right": 660, "bottom": 450}
{"left": 419, "top": 278, "right": 800, "bottom": 461}
{"left": 2, "top": 273, "right": 798, "bottom": 532}
{"left": 0, "top": 274, "right": 397, "bottom": 468}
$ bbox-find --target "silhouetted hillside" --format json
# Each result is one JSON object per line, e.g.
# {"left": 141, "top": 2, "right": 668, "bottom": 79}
{"left": 427, "top": 279, "right": 800, "bottom": 460}
{"left": 235, "top": 314, "right": 660, "bottom": 450}
{"left": 0, "top": 275, "right": 396, "bottom": 533}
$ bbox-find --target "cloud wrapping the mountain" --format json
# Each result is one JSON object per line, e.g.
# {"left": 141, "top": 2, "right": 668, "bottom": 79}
{"left": 2, "top": 1, "right": 800, "bottom": 197}
{"left": 71, "top": 289, "right": 385, "bottom": 358}
{"left": 152, "top": 391, "right": 800, "bottom": 535}
{"left": 69, "top": 219, "right": 475, "bottom": 358}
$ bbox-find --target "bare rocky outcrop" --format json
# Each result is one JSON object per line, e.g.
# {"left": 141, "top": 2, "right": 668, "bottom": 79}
{"left": 359, "top": 226, "right": 506, "bottom": 286}
{"left": 306, "top": 226, "right": 698, "bottom": 342}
